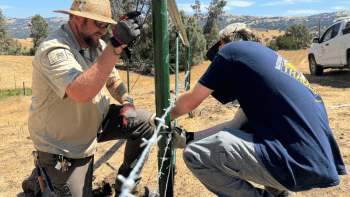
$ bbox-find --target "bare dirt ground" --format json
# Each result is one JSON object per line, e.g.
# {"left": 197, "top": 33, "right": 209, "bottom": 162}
{"left": 0, "top": 48, "right": 349, "bottom": 197}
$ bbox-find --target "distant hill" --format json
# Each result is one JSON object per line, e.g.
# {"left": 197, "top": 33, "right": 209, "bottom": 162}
{"left": 5, "top": 17, "right": 68, "bottom": 39}
{"left": 5, "top": 11, "right": 350, "bottom": 39}
{"left": 197, "top": 11, "right": 350, "bottom": 37}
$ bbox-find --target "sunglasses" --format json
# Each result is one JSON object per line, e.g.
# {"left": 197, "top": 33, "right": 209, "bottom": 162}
{"left": 94, "top": 20, "right": 110, "bottom": 29}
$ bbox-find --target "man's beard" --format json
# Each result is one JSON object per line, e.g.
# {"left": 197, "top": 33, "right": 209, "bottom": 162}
{"left": 83, "top": 35, "right": 98, "bottom": 49}
{"left": 80, "top": 19, "right": 99, "bottom": 49}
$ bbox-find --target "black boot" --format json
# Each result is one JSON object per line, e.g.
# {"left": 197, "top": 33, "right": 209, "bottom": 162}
{"left": 265, "top": 186, "right": 295, "bottom": 197}
{"left": 22, "top": 168, "right": 37, "bottom": 193}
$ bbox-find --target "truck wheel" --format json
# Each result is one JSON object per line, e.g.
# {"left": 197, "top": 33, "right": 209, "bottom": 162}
{"left": 309, "top": 56, "right": 323, "bottom": 76}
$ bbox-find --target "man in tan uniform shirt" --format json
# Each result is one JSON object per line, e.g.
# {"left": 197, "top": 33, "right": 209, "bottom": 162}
{"left": 22, "top": 0, "right": 154, "bottom": 196}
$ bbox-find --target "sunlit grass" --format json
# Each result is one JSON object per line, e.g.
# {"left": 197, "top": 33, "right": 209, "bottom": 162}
{"left": 0, "top": 88, "right": 32, "bottom": 100}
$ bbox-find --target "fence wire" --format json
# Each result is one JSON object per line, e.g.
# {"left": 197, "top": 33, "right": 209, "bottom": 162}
{"left": 118, "top": 71, "right": 190, "bottom": 197}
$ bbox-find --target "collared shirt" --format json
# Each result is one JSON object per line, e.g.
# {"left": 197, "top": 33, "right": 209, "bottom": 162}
{"left": 29, "top": 23, "right": 121, "bottom": 158}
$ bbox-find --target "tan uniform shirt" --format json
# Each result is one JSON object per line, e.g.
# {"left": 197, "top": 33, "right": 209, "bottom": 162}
{"left": 29, "top": 23, "right": 121, "bottom": 158}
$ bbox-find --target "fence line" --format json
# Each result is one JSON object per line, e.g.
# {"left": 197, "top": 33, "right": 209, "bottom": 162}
{"left": 118, "top": 71, "right": 190, "bottom": 197}
{"left": 151, "top": 132, "right": 172, "bottom": 197}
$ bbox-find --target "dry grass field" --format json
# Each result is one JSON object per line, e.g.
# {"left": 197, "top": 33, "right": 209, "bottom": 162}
{"left": 0, "top": 48, "right": 349, "bottom": 197}
{"left": 15, "top": 38, "right": 34, "bottom": 50}
{"left": 253, "top": 28, "right": 285, "bottom": 46}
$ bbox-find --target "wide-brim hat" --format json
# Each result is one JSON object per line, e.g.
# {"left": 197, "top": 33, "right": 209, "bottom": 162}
{"left": 54, "top": 0, "right": 117, "bottom": 24}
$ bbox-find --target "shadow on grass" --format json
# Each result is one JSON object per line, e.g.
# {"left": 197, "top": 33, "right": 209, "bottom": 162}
{"left": 304, "top": 69, "right": 350, "bottom": 89}
{"left": 93, "top": 139, "right": 126, "bottom": 172}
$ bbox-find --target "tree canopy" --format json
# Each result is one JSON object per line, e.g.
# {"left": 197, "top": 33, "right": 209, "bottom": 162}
{"left": 285, "top": 24, "right": 313, "bottom": 49}
{"left": 102, "top": 0, "right": 207, "bottom": 74}
{"left": 29, "top": 14, "right": 53, "bottom": 55}
{"left": 191, "top": 0, "right": 202, "bottom": 21}
{"left": 0, "top": 9, "right": 22, "bottom": 55}
{"left": 202, "top": 0, "right": 227, "bottom": 50}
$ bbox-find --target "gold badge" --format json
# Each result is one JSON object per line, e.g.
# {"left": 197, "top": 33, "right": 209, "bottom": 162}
{"left": 49, "top": 54, "right": 57, "bottom": 62}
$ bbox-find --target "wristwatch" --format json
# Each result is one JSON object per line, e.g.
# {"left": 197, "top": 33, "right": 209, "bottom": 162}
{"left": 123, "top": 96, "right": 133, "bottom": 103}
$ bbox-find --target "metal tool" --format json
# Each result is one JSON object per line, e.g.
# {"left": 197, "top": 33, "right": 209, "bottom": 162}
{"left": 32, "top": 151, "right": 45, "bottom": 193}
{"left": 41, "top": 167, "right": 55, "bottom": 195}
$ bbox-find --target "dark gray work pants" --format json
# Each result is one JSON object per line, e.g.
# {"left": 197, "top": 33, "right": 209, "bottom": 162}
{"left": 35, "top": 104, "right": 154, "bottom": 197}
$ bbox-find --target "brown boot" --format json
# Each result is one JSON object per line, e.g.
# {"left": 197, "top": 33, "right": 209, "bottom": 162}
{"left": 22, "top": 168, "right": 38, "bottom": 193}
{"left": 265, "top": 186, "right": 294, "bottom": 197}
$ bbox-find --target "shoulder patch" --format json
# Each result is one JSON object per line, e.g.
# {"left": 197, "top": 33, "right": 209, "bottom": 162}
{"left": 48, "top": 49, "right": 68, "bottom": 65}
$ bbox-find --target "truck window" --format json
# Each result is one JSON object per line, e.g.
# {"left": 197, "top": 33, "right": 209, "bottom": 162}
{"left": 331, "top": 23, "right": 341, "bottom": 38}
{"left": 322, "top": 26, "right": 334, "bottom": 42}
{"left": 346, "top": 22, "right": 350, "bottom": 28}
{"left": 343, "top": 22, "right": 350, "bottom": 35}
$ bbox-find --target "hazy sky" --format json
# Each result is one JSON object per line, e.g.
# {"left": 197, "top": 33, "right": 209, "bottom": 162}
{"left": 0, "top": 0, "right": 349, "bottom": 18}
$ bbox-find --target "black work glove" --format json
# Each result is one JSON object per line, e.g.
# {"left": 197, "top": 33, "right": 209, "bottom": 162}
{"left": 111, "top": 11, "right": 141, "bottom": 48}
{"left": 120, "top": 103, "right": 139, "bottom": 131}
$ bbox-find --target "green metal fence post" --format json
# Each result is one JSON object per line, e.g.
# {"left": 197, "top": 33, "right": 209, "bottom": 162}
{"left": 175, "top": 32, "right": 179, "bottom": 127}
{"left": 152, "top": 0, "right": 173, "bottom": 196}
{"left": 127, "top": 60, "right": 130, "bottom": 93}
{"left": 185, "top": 32, "right": 191, "bottom": 91}
{"left": 172, "top": 32, "right": 179, "bottom": 184}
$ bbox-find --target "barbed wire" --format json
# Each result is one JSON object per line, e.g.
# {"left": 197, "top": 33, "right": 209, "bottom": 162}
{"left": 118, "top": 71, "right": 190, "bottom": 197}
{"left": 151, "top": 131, "right": 173, "bottom": 197}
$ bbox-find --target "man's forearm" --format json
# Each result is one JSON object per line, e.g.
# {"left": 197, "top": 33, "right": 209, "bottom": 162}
{"left": 171, "top": 91, "right": 199, "bottom": 120}
{"left": 66, "top": 45, "right": 124, "bottom": 104}
{"left": 107, "top": 81, "right": 129, "bottom": 104}
{"left": 171, "top": 83, "right": 213, "bottom": 120}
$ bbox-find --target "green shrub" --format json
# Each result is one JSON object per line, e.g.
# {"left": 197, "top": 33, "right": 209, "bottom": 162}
{"left": 19, "top": 49, "right": 31, "bottom": 56}
{"left": 275, "top": 35, "right": 298, "bottom": 50}
{"left": 268, "top": 40, "right": 279, "bottom": 51}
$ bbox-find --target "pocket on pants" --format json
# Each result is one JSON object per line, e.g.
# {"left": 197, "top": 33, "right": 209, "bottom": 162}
{"left": 219, "top": 152, "right": 245, "bottom": 179}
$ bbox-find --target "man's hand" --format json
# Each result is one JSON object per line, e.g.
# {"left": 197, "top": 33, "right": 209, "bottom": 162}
{"left": 111, "top": 11, "right": 141, "bottom": 48}
{"left": 172, "top": 127, "right": 188, "bottom": 149}
{"left": 120, "top": 103, "right": 139, "bottom": 131}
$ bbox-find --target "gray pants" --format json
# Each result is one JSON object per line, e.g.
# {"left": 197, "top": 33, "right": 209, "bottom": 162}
{"left": 35, "top": 104, "right": 154, "bottom": 197}
{"left": 183, "top": 128, "right": 288, "bottom": 197}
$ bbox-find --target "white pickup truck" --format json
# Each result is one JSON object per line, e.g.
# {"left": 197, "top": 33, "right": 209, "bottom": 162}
{"left": 308, "top": 17, "right": 350, "bottom": 76}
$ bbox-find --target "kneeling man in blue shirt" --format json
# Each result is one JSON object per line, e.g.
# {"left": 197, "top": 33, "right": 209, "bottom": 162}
{"left": 170, "top": 23, "right": 347, "bottom": 197}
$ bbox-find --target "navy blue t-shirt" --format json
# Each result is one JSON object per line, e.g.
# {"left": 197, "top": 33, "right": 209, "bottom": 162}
{"left": 198, "top": 41, "right": 347, "bottom": 191}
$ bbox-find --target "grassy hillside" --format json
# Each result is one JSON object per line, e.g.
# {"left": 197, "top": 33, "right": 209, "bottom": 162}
{"left": 253, "top": 28, "right": 285, "bottom": 45}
